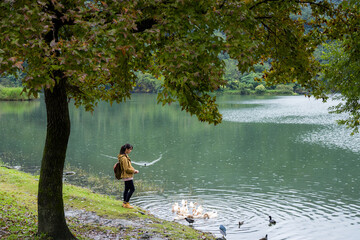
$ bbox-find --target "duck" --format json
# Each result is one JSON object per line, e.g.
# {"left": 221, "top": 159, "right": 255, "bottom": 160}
{"left": 219, "top": 225, "right": 226, "bottom": 239}
{"left": 172, "top": 202, "right": 179, "bottom": 213}
{"left": 193, "top": 205, "right": 203, "bottom": 216}
{"left": 203, "top": 211, "right": 217, "bottom": 219}
{"left": 259, "top": 234, "right": 268, "bottom": 240}
{"left": 185, "top": 217, "right": 194, "bottom": 225}
{"left": 181, "top": 199, "right": 188, "bottom": 207}
{"left": 179, "top": 205, "right": 189, "bottom": 216}
{"left": 268, "top": 216, "right": 276, "bottom": 225}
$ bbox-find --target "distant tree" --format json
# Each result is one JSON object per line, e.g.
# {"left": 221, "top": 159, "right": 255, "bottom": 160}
{"left": 223, "top": 58, "right": 242, "bottom": 82}
{"left": 255, "top": 84, "right": 266, "bottom": 94}
{"left": 275, "top": 84, "right": 295, "bottom": 94}
{"left": 134, "top": 71, "right": 163, "bottom": 93}
{"left": 0, "top": 0, "right": 349, "bottom": 239}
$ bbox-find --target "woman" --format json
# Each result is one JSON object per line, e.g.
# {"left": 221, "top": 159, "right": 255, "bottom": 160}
{"left": 118, "top": 143, "right": 139, "bottom": 209}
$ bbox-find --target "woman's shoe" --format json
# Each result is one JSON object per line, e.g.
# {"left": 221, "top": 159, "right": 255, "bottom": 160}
{"left": 124, "top": 202, "right": 134, "bottom": 209}
{"left": 122, "top": 202, "right": 127, "bottom": 207}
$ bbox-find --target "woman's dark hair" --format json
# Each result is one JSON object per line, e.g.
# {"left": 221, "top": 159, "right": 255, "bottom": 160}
{"left": 120, "top": 143, "right": 133, "bottom": 154}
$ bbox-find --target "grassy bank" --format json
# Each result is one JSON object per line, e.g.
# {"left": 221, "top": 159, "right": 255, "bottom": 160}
{"left": 0, "top": 86, "right": 37, "bottom": 101}
{"left": 0, "top": 166, "right": 215, "bottom": 240}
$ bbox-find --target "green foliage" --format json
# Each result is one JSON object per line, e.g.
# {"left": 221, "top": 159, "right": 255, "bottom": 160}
{"left": 275, "top": 84, "right": 295, "bottom": 94}
{"left": 0, "top": 74, "right": 21, "bottom": 87}
{"left": 255, "top": 84, "right": 266, "bottom": 94}
{"left": 320, "top": 40, "right": 360, "bottom": 133}
{"left": 312, "top": 0, "right": 360, "bottom": 133}
{"left": 0, "top": 68, "right": 25, "bottom": 87}
{"left": 223, "top": 58, "right": 242, "bottom": 83}
{"left": 0, "top": 86, "right": 36, "bottom": 100}
{"left": 134, "top": 71, "right": 163, "bottom": 93}
{"left": 221, "top": 58, "right": 271, "bottom": 94}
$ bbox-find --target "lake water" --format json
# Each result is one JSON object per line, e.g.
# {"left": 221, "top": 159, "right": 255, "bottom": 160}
{"left": 1, "top": 94, "right": 360, "bottom": 240}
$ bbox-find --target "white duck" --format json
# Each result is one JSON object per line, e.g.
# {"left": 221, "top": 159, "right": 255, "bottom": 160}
{"left": 193, "top": 205, "right": 203, "bottom": 216}
{"left": 172, "top": 202, "right": 179, "bottom": 213}
{"left": 203, "top": 211, "right": 217, "bottom": 219}
{"left": 179, "top": 205, "right": 189, "bottom": 216}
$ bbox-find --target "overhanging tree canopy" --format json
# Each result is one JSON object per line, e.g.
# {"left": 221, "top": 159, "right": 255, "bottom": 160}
{"left": 317, "top": 0, "right": 360, "bottom": 133}
{"left": 1, "top": 0, "right": 341, "bottom": 123}
{"left": 0, "top": 0, "right": 356, "bottom": 239}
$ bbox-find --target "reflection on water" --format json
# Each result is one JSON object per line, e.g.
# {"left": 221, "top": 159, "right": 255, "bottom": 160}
{"left": 1, "top": 94, "right": 360, "bottom": 240}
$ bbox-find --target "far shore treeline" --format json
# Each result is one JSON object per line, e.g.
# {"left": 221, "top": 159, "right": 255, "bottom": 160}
{"left": 0, "top": 49, "right": 315, "bottom": 99}
{"left": 0, "top": 67, "right": 303, "bottom": 99}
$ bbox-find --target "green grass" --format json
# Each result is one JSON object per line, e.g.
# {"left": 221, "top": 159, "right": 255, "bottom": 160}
{"left": 0, "top": 86, "right": 37, "bottom": 101}
{"left": 0, "top": 166, "right": 215, "bottom": 240}
{"left": 0, "top": 167, "right": 43, "bottom": 239}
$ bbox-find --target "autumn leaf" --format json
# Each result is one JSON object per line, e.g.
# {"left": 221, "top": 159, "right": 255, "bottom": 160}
{"left": 14, "top": 61, "right": 24, "bottom": 70}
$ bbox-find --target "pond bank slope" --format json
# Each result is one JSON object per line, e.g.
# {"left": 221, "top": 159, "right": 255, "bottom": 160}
{"left": 0, "top": 167, "right": 215, "bottom": 240}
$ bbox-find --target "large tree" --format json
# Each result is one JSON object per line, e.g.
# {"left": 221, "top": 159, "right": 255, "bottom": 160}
{"left": 0, "top": 0, "right": 353, "bottom": 239}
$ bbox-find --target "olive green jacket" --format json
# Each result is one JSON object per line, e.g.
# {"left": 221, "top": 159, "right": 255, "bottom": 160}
{"left": 118, "top": 154, "right": 135, "bottom": 179}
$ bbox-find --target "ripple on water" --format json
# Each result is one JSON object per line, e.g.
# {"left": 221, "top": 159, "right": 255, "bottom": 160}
{"left": 133, "top": 186, "right": 360, "bottom": 240}
{"left": 299, "top": 126, "right": 360, "bottom": 153}
{"left": 221, "top": 96, "right": 360, "bottom": 154}
{"left": 221, "top": 96, "right": 344, "bottom": 125}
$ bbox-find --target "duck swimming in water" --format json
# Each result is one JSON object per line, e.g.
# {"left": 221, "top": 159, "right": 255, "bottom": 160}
{"left": 202, "top": 211, "right": 217, "bottom": 219}
{"left": 193, "top": 205, "right": 203, "bottom": 216}
{"left": 259, "top": 234, "right": 268, "bottom": 240}
{"left": 179, "top": 205, "right": 188, "bottom": 216}
{"left": 172, "top": 202, "right": 179, "bottom": 213}
{"left": 181, "top": 199, "right": 188, "bottom": 207}
{"left": 268, "top": 216, "right": 276, "bottom": 225}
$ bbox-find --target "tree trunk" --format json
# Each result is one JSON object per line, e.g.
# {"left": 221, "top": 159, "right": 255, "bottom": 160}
{"left": 37, "top": 78, "right": 76, "bottom": 239}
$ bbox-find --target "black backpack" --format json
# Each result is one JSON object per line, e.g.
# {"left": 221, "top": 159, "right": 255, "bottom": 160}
{"left": 113, "top": 162, "right": 121, "bottom": 180}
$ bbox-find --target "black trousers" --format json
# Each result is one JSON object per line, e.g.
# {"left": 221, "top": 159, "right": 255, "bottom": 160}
{"left": 123, "top": 180, "right": 135, "bottom": 202}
